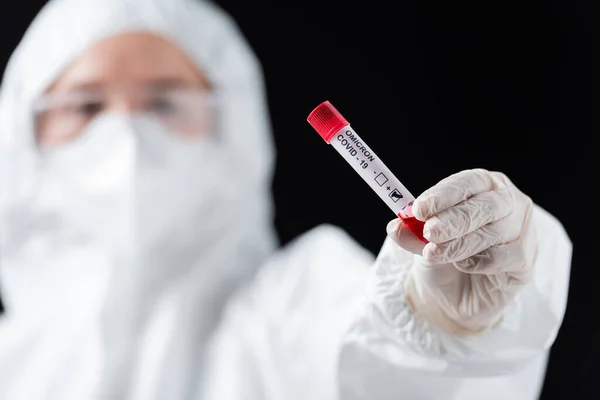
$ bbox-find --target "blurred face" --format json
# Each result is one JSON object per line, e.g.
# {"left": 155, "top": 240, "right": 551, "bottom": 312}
{"left": 35, "top": 32, "right": 213, "bottom": 147}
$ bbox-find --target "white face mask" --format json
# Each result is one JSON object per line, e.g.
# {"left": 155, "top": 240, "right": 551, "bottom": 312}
{"left": 1, "top": 113, "right": 238, "bottom": 313}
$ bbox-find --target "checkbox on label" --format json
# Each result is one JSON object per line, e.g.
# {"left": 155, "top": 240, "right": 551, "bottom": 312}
{"left": 375, "top": 173, "right": 388, "bottom": 186}
{"left": 389, "top": 189, "right": 403, "bottom": 202}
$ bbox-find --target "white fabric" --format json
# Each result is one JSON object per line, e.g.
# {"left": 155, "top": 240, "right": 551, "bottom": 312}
{"left": 390, "top": 169, "right": 539, "bottom": 335}
{"left": 0, "top": 0, "right": 572, "bottom": 399}
{"left": 200, "top": 209, "right": 571, "bottom": 399}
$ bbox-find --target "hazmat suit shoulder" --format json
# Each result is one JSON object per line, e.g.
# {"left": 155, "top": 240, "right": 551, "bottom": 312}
{"left": 200, "top": 204, "right": 571, "bottom": 400}
{"left": 199, "top": 224, "right": 375, "bottom": 399}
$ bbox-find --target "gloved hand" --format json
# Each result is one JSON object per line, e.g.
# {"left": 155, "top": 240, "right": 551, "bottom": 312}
{"left": 388, "top": 169, "right": 538, "bottom": 336}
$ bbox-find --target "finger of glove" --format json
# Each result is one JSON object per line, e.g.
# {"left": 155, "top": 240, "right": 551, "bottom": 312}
{"left": 453, "top": 242, "right": 528, "bottom": 275}
{"left": 413, "top": 169, "right": 500, "bottom": 221}
{"left": 386, "top": 218, "right": 426, "bottom": 256}
{"left": 423, "top": 215, "right": 516, "bottom": 263}
{"left": 423, "top": 187, "right": 512, "bottom": 243}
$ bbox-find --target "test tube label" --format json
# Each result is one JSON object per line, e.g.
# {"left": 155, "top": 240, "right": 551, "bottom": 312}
{"left": 329, "top": 126, "right": 416, "bottom": 216}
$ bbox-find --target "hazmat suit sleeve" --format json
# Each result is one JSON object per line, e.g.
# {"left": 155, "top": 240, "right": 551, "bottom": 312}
{"left": 200, "top": 204, "right": 571, "bottom": 399}
{"left": 337, "top": 204, "right": 572, "bottom": 398}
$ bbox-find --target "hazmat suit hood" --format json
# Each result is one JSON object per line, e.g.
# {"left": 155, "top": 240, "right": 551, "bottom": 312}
{"left": 0, "top": 0, "right": 277, "bottom": 396}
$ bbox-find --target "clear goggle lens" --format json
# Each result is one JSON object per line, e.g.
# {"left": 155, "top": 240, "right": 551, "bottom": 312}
{"left": 33, "top": 86, "right": 215, "bottom": 148}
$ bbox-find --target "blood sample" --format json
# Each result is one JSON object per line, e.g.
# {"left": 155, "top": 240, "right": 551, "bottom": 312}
{"left": 307, "top": 100, "right": 427, "bottom": 243}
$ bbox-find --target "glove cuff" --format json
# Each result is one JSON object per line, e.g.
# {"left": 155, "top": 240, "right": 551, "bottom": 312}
{"left": 404, "top": 269, "right": 503, "bottom": 337}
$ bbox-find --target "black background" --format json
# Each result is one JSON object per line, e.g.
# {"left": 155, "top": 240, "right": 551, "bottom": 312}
{"left": 1, "top": 1, "right": 594, "bottom": 398}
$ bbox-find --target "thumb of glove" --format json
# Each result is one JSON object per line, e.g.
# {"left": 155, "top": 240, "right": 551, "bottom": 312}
{"left": 386, "top": 218, "right": 427, "bottom": 256}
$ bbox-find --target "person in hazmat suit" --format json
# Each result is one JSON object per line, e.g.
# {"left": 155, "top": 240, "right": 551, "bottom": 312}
{"left": 0, "top": 0, "right": 572, "bottom": 399}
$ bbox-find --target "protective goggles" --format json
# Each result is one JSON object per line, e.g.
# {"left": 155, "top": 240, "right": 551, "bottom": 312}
{"left": 33, "top": 85, "right": 215, "bottom": 147}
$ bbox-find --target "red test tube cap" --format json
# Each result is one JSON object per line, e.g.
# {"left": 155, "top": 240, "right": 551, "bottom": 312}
{"left": 307, "top": 101, "right": 349, "bottom": 143}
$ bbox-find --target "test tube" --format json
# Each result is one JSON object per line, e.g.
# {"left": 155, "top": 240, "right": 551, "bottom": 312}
{"left": 307, "top": 100, "right": 427, "bottom": 243}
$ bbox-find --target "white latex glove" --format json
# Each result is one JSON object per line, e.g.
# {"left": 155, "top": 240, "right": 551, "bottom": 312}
{"left": 388, "top": 169, "right": 538, "bottom": 336}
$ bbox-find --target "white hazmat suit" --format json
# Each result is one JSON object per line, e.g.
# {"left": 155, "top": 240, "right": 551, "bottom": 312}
{"left": 0, "top": 0, "right": 572, "bottom": 399}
